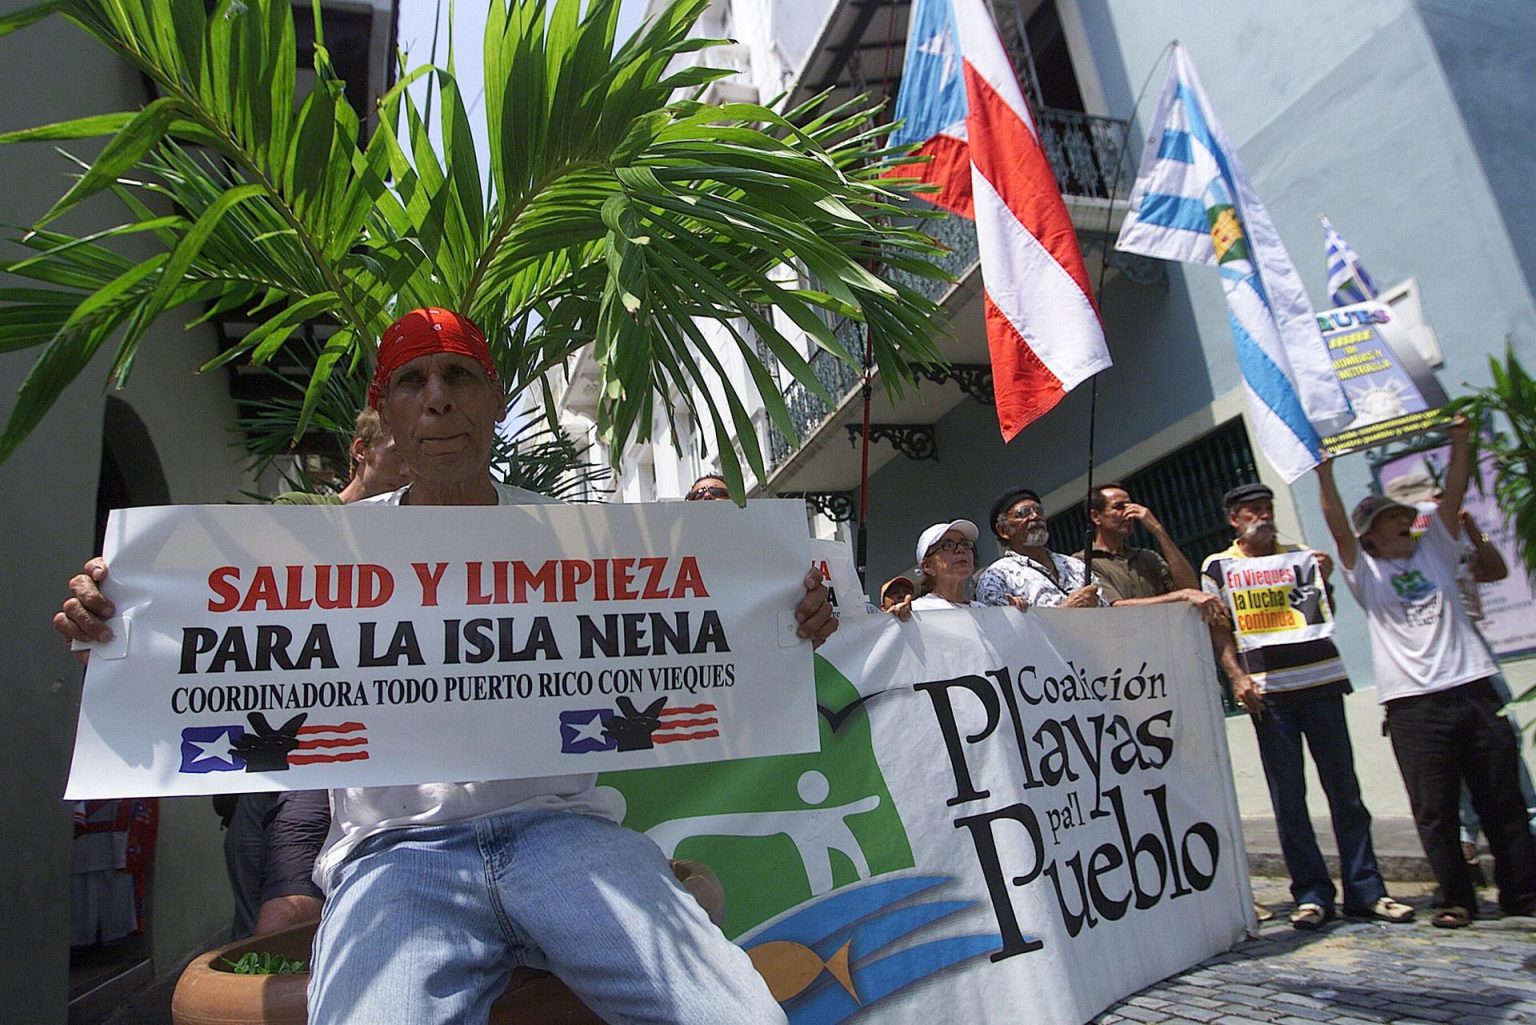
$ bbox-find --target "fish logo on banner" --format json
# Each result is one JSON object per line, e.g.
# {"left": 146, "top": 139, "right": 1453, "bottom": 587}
{"left": 598, "top": 660, "right": 999, "bottom": 1022}
{"left": 561, "top": 698, "right": 722, "bottom": 754}
{"left": 742, "top": 876, "right": 1002, "bottom": 1024}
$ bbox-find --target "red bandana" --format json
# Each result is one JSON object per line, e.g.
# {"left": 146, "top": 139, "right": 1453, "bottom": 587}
{"left": 369, "top": 308, "right": 500, "bottom": 410}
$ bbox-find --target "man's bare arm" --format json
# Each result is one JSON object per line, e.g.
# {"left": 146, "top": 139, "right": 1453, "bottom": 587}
{"left": 1112, "top": 588, "right": 1229, "bottom": 626}
{"left": 1210, "top": 624, "right": 1262, "bottom": 716}
{"left": 1438, "top": 414, "right": 1474, "bottom": 537}
{"left": 1129, "top": 505, "right": 1199, "bottom": 591}
{"left": 1315, "top": 457, "right": 1357, "bottom": 570}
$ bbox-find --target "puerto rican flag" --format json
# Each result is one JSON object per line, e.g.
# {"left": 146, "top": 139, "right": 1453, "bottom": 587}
{"left": 889, "top": 0, "right": 1109, "bottom": 440}
{"left": 653, "top": 704, "right": 720, "bottom": 745}
{"left": 290, "top": 721, "right": 369, "bottom": 765}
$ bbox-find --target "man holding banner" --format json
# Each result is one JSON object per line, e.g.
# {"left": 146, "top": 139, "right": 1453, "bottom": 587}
{"left": 1201, "top": 483, "right": 1411, "bottom": 929}
{"left": 54, "top": 308, "right": 837, "bottom": 1025}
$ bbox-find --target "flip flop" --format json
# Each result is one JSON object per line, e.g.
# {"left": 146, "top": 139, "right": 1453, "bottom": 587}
{"left": 1344, "top": 896, "right": 1415, "bottom": 923}
{"left": 1431, "top": 906, "right": 1472, "bottom": 929}
{"left": 1289, "top": 903, "right": 1332, "bottom": 930}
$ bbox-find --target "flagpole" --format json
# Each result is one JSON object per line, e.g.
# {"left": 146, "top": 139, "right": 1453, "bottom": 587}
{"left": 855, "top": 0, "right": 905, "bottom": 593}
{"left": 1081, "top": 40, "right": 1177, "bottom": 581}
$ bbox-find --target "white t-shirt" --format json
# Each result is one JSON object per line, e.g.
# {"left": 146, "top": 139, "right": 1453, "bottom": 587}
{"left": 911, "top": 593, "right": 969, "bottom": 610}
{"left": 313, "top": 481, "right": 622, "bottom": 891}
{"left": 1343, "top": 514, "right": 1496, "bottom": 704}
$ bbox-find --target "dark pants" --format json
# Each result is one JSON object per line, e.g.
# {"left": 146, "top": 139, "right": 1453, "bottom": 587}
{"left": 1253, "top": 690, "right": 1385, "bottom": 912}
{"left": 1386, "top": 678, "right": 1536, "bottom": 914}
{"left": 224, "top": 792, "right": 279, "bottom": 938}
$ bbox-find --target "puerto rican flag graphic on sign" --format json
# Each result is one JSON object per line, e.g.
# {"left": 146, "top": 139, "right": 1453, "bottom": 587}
{"left": 290, "top": 721, "right": 369, "bottom": 765}
{"left": 653, "top": 704, "right": 720, "bottom": 745}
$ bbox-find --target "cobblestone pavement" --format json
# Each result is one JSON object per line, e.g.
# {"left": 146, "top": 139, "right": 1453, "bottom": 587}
{"left": 1091, "top": 878, "right": 1536, "bottom": 1025}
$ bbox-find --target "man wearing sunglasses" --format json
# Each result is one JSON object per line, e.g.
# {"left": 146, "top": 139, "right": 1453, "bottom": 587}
{"left": 1074, "top": 483, "right": 1227, "bottom": 625}
{"left": 684, "top": 474, "right": 731, "bottom": 502}
{"left": 975, "top": 487, "right": 1103, "bottom": 609}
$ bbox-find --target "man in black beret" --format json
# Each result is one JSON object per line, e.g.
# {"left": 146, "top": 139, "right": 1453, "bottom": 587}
{"left": 974, "top": 487, "right": 1102, "bottom": 609}
{"left": 1201, "top": 481, "right": 1411, "bottom": 929}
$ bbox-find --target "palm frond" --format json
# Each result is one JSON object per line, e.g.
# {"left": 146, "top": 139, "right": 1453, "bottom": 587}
{"left": 0, "top": 0, "right": 948, "bottom": 495}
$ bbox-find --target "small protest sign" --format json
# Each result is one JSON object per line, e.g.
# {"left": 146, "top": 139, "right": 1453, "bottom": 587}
{"left": 64, "top": 500, "right": 819, "bottom": 798}
{"left": 1219, "top": 551, "right": 1334, "bottom": 651}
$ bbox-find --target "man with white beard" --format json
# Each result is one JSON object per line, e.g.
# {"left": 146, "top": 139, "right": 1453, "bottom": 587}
{"left": 1202, "top": 483, "right": 1413, "bottom": 930}
{"left": 974, "top": 487, "right": 1103, "bottom": 609}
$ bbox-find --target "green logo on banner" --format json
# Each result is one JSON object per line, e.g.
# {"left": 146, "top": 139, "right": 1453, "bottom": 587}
{"left": 599, "top": 657, "right": 915, "bottom": 938}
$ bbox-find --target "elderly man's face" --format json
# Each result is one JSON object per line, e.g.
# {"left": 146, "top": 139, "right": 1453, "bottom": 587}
{"left": 379, "top": 352, "right": 501, "bottom": 484}
{"left": 998, "top": 497, "right": 1048, "bottom": 550}
{"left": 1228, "top": 498, "right": 1275, "bottom": 548}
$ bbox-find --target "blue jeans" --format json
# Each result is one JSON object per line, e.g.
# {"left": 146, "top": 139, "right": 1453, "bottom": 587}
{"left": 308, "top": 810, "right": 785, "bottom": 1025}
{"left": 1252, "top": 690, "right": 1386, "bottom": 912}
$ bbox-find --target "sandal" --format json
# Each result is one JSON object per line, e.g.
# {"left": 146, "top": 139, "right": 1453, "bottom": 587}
{"left": 1252, "top": 901, "right": 1275, "bottom": 922}
{"left": 1345, "top": 896, "right": 1415, "bottom": 923}
{"left": 1431, "top": 905, "right": 1472, "bottom": 929}
{"left": 1289, "top": 902, "right": 1332, "bottom": 930}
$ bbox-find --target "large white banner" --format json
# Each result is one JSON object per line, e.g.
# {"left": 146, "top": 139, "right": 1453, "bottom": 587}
{"left": 64, "top": 501, "right": 820, "bottom": 798}
{"left": 601, "top": 605, "right": 1253, "bottom": 1025}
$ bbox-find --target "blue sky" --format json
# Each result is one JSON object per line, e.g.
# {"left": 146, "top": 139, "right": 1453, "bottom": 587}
{"left": 394, "top": 0, "right": 650, "bottom": 126}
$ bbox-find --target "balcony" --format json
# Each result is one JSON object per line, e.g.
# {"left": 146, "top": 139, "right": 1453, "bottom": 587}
{"left": 760, "top": 104, "right": 1138, "bottom": 487}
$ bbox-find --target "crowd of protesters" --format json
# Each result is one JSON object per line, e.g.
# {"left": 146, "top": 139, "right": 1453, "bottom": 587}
{"left": 48, "top": 306, "right": 1536, "bottom": 1025}
{"left": 879, "top": 412, "right": 1532, "bottom": 931}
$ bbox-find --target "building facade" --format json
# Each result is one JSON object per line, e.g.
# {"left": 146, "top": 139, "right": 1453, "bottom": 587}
{"left": 560, "top": 0, "right": 1536, "bottom": 824}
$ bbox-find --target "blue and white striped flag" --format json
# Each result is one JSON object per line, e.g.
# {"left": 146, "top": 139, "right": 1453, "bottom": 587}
{"left": 1321, "top": 215, "right": 1379, "bottom": 307}
{"left": 1116, "top": 44, "right": 1351, "bottom": 482}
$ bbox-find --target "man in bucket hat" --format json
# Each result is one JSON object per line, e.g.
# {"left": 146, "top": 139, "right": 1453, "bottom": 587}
{"left": 1318, "top": 414, "right": 1536, "bottom": 930}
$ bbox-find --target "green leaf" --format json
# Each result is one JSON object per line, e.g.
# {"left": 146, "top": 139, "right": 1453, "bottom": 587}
{"left": 0, "top": 112, "right": 137, "bottom": 144}
{"left": 36, "top": 96, "right": 186, "bottom": 227}
{"left": 0, "top": 0, "right": 60, "bottom": 39}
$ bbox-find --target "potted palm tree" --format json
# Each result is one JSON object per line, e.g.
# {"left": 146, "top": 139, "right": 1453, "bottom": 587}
{"left": 1, "top": 1, "right": 951, "bottom": 1022}
{"left": 0, "top": 0, "right": 947, "bottom": 491}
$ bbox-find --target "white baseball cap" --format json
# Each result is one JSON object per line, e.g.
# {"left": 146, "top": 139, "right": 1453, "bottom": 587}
{"left": 915, "top": 519, "right": 979, "bottom": 566}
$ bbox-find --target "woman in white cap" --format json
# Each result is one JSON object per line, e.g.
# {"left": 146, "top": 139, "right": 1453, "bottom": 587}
{"left": 889, "top": 520, "right": 1029, "bottom": 618}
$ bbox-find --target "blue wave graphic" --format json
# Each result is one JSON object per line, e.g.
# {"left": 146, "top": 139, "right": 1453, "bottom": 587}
{"left": 742, "top": 875, "right": 1006, "bottom": 1025}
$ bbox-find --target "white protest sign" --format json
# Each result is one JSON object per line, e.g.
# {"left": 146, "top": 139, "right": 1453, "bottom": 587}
{"left": 602, "top": 604, "right": 1251, "bottom": 1024}
{"left": 65, "top": 500, "right": 819, "bottom": 798}
{"left": 810, "top": 537, "right": 867, "bottom": 620}
{"left": 1219, "top": 550, "right": 1335, "bottom": 651}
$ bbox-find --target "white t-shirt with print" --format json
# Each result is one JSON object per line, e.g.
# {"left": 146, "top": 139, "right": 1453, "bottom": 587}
{"left": 312, "top": 481, "right": 623, "bottom": 891}
{"left": 1343, "top": 514, "right": 1496, "bottom": 704}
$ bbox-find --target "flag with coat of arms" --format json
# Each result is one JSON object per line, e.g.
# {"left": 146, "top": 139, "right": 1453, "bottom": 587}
{"left": 1115, "top": 43, "right": 1352, "bottom": 482}
{"left": 889, "top": 0, "right": 1110, "bottom": 442}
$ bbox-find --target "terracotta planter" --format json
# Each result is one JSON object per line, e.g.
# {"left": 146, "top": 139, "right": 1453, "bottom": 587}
{"left": 171, "top": 923, "right": 313, "bottom": 1025}
{"left": 170, "top": 860, "right": 726, "bottom": 1025}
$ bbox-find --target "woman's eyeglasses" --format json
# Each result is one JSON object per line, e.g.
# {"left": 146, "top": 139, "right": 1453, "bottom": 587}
{"left": 685, "top": 486, "right": 730, "bottom": 501}
{"left": 927, "top": 538, "right": 975, "bottom": 555}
